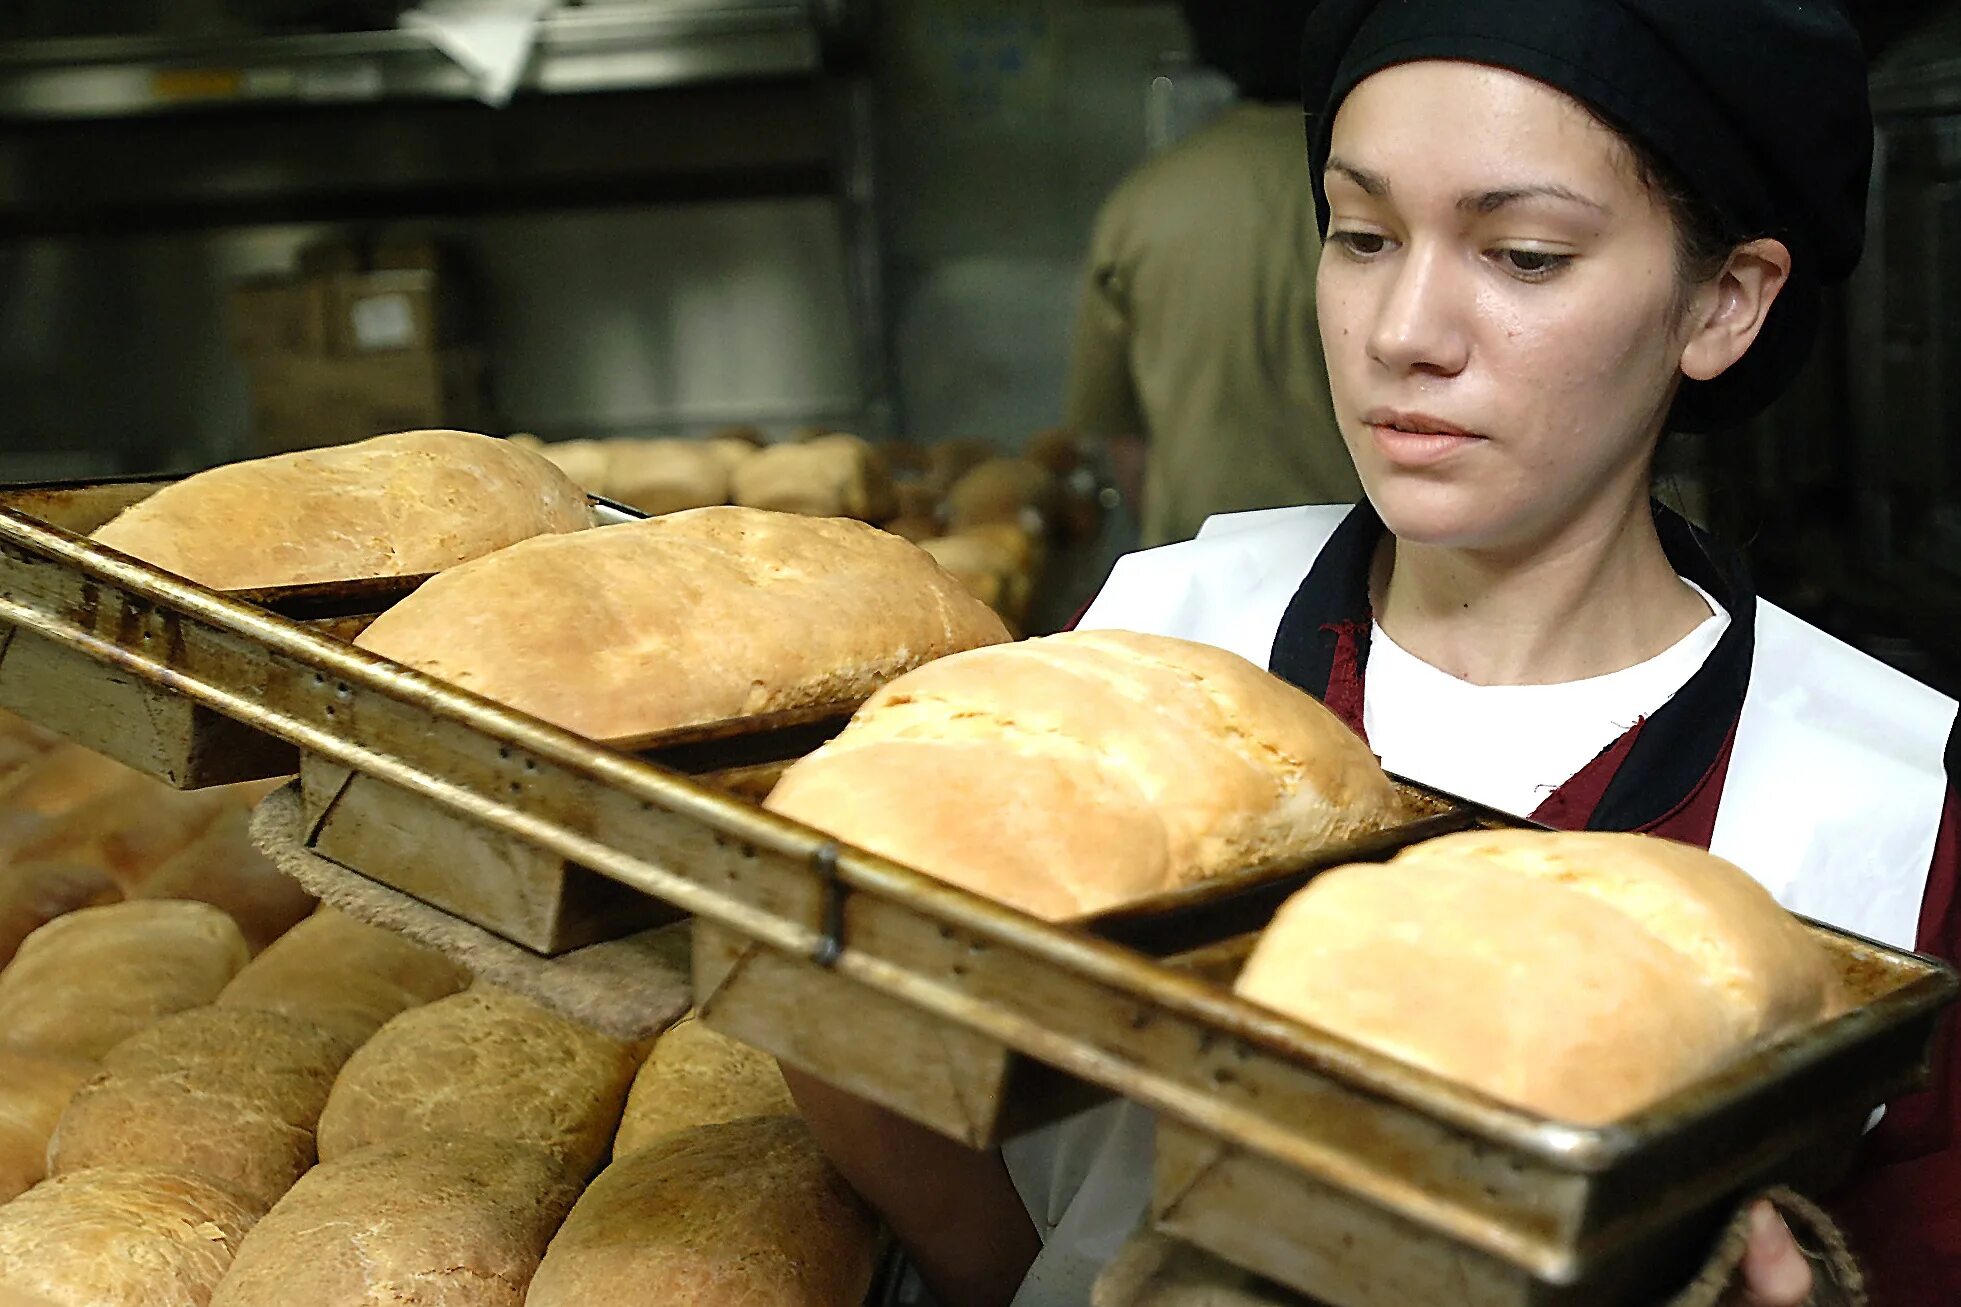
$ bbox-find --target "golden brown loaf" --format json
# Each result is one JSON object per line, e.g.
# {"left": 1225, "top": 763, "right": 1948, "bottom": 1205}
{"left": 731, "top": 434, "right": 897, "bottom": 521}
{"left": 526, "top": 1116, "right": 880, "bottom": 1307}
{"left": 766, "top": 630, "right": 1404, "bottom": 920}
{"left": 0, "top": 1166, "right": 258, "bottom": 1307}
{"left": 90, "top": 429, "right": 592, "bottom": 590}
{"left": 6, "top": 780, "right": 234, "bottom": 895}
{"left": 216, "top": 907, "right": 470, "bottom": 1053}
{"left": 315, "top": 988, "right": 638, "bottom": 1178}
{"left": 612, "top": 1014, "right": 796, "bottom": 1161}
{"left": 0, "top": 745, "right": 131, "bottom": 822}
{"left": 48, "top": 1008, "right": 352, "bottom": 1212}
{"left": 209, "top": 1134, "right": 581, "bottom": 1307}
{"left": 1234, "top": 830, "right": 1833, "bottom": 1124}
{"left": 133, "top": 806, "right": 316, "bottom": 954}
{"left": 0, "top": 903, "right": 250, "bottom": 1061}
{"left": 353, "top": 507, "right": 1011, "bottom": 742}
{"left": 0, "top": 1053, "right": 95, "bottom": 1204}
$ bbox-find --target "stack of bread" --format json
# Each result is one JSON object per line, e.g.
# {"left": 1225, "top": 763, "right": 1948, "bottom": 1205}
{"left": 514, "top": 425, "right": 1104, "bottom": 630}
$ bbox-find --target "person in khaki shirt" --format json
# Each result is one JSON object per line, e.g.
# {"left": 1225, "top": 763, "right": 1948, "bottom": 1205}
{"left": 1065, "top": 0, "right": 1360, "bottom": 547}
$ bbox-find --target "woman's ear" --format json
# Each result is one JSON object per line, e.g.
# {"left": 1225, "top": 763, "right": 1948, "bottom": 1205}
{"left": 1679, "top": 238, "right": 1794, "bottom": 382}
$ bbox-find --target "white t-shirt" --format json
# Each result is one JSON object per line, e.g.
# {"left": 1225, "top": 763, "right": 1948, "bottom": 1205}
{"left": 1363, "top": 581, "right": 1729, "bottom": 819}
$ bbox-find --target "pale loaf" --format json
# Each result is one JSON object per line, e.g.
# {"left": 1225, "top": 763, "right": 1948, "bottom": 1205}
{"left": 766, "top": 630, "right": 1405, "bottom": 920}
{"left": 353, "top": 507, "right": 1011, "bottom": 742}
{"left": 0, "top": 1053, "right": 95, "bottom": 1203}
{"left": 0, "top": 1167, "right": 258, "bottom": 1307}
{"left": 315, "top": 987, "right": 638, "bottom": 1178}
{"left": 608, "top": 437, "right": 752, "bottom": 516}
{"left": 0, "top": 862, "right": 122, "bottom": 970}
{"left": 48, "top": 1007, "right": 351, "bottom": 1211}
{"left": 1234, "top": 830, "right": 1833, "bottom": 1124}
{"left": 944, "top": 457, "right": 1054, "bottom": 532}
{"left": 731, "top": 434, "right": 897, "bottom": 521}
{"left": 527, "top": 1116, "right": 880, "bottom": 1307}
{"left": 527, "top": 437, "right": 614, "bottom": 495}
{"left": 208, "top": 1134, "right": 582, "bottom": 1307}
{"left": 91, "top": 429, "right": 592, "bottom": 590}
{"left": 612, "top": 1013, "right": 795, "bottom": 1161}
{"left": 0, "top": 903, "right": 250, "bottom": 1060}
{"left": 216, "top": 907, "right": 470, "bottom": 1053}
{"left": 134, "top": 806, "right": 315, "bottom": 953}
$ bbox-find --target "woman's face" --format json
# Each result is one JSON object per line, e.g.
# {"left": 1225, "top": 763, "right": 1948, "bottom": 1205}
{"left": 1317, "top": 61, "right": 1696, "bottom": 553}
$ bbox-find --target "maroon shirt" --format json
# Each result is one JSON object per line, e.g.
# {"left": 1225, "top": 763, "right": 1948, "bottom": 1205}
{"left": 1264, "top": 503, "right": 1961, "bottom": 1304}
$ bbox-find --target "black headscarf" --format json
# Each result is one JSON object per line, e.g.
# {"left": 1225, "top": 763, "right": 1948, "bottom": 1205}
{"left": 1182, "top": 0, "right": 1320, "bottom": 102}
{"left": 1299, "top": 0, "right": 1872, "bottom": 432}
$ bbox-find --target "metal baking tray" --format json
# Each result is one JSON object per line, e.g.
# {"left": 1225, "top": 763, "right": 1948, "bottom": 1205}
{"left": 1149, "top": 920, "right": 1949, "bottom": 1307}
{"left": 0, "top": 475, "right": 627, "bottom": 788}
{"left": 0, "top": 488, "right": 1949, "bottom": 1307}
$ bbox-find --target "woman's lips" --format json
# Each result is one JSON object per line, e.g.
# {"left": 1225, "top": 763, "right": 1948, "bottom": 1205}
{"left": 1364, "top": 412, "right": 1486, "bottom": 468}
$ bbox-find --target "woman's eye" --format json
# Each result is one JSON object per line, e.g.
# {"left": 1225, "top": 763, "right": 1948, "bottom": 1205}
{"left": 1330, "top": 230, "right": 1391, "bottom": 258}
{"left": 1494, "top": 248, "right": 1573, "bottom": 279}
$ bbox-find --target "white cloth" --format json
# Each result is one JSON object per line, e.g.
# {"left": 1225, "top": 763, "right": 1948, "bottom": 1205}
{"left": 401, "top": 0, "right": 558, "bottom": 106}
{"left": 1363, "top": 583, "right": 1729, "bottom": 819}
{"left": 1006, "top": 504, "right": 1957, "bottom": 1307}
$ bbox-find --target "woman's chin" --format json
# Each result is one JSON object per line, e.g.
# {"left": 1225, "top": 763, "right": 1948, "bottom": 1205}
{"left": 1362, "top": 480, "right": 1513, "bottom": 550}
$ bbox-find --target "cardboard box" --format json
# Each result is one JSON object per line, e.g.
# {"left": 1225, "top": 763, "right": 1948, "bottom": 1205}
{"left": 228, "top": 278, "right": 333, "bottom": 358}
{"left": 245, "top": 349, "right": 487, "bottom": 456}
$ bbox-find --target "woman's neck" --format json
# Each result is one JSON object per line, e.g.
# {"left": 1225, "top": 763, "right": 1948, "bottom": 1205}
{"left": 1373, "top": 496, "right": 1712, "bottom": 686}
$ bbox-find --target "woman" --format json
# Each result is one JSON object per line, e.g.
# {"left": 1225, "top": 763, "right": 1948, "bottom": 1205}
{"left": 789, "top": 2, "right": 1961, "bottom": 1304}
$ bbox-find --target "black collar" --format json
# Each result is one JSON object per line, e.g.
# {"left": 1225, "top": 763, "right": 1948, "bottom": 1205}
{"left": 1267, "top": 501, "right": 1758, "bottom": 831}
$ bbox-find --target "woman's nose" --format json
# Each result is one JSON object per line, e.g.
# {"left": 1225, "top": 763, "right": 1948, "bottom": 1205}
{"left": 1366, "top": 245, "right": 1471, "bottom": 378}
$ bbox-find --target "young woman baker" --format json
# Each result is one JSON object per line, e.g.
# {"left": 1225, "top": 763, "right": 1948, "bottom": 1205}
{"left": 785, "top": 3, "right": 1961, "bottom": 1305}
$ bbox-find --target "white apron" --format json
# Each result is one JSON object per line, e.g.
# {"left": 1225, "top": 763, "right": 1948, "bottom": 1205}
{"left": 1002, "top": 506, "right": 1959, "bottom": 1307}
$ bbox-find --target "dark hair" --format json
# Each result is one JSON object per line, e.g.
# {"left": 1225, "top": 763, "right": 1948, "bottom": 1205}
{"left": 1612, "top": 129, "right": 1755, "bottom": 309}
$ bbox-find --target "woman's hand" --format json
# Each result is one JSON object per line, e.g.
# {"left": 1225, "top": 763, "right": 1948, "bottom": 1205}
{"left": 1729, "top": 1201, "right": 1813, "bottom": 1306}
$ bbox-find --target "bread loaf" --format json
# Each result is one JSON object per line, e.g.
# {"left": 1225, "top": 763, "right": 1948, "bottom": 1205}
{"left": 766, "top": 631, "right": 1404, "bottom": 920}
{"left": 10, "top": 781, "right": 234, "bottom": 895}
{"left": 527, "top": 438, "right": 614, "bottom": 495}
{"left": 48, "top": 1008, "right": 351, "bottom": 1211}
{"left": 0, "top": 863, "right": 122, "bottom": 970}
{"left": 0, "top": 903, "right": 250, "bottom": 1060}
{"left": 209, "top": 1134, "right": 582, "bottom": 1307}
{"left": 1234, "top": 830, "right": 1833, "bottom": 1123}
{"left": 609, "top": 438, "right": 751, "bottom": 516}
{"left": 0, "top": 745, "right": 132, "bottom": 820}
{"left": 0, "top": 1167, "right": 257, "bottom": 1307}
{"left": 91, "top": 430, "right": 592, "bottom": 590}
{"left": 217, "top": 908, "right": 470, "bottom": 1053}
{"left": 944, "top": 457, "right": 1054, "bottom": 532}
{"left": 0, "top": 1053, "right": 94, "bottom": 1203}
{"left": 731, "top": 434, "right": 897, "bottom": 521}
{"left": 527, "top": 1116, "right": 880, "bottom": 1307}
{"left": 134, "top": 806, "right": 315, "bottom": 954}
{"left": 613, "top": 1014, "right": 795, "bottom": 1161}
{"left": 354, "top": 507, "right": 1010, "bottom": 742}
{"left": 316, "top": 988, "right": 638, "bottom": 1177}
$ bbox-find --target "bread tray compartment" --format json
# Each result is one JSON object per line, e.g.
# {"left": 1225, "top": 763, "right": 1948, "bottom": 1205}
{"left": 0, "top": 475, "right": 627, "bottom": 789}
{"left": 297, "top": 702, "right": 859, "bottom": 956}
{"left": 1147, "top": 920, "right": 1956, "bottom": 1307}
{"left": 697, "top": 782, "right": 1496, "bottom": 1150}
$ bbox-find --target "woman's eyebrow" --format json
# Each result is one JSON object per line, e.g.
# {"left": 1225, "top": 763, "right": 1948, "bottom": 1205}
{"left": 1325, "top": 157, "right": 1389, "bottom": 196}
{"left": 1460, "top": 184, "right": 1609, "bottom": 215}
